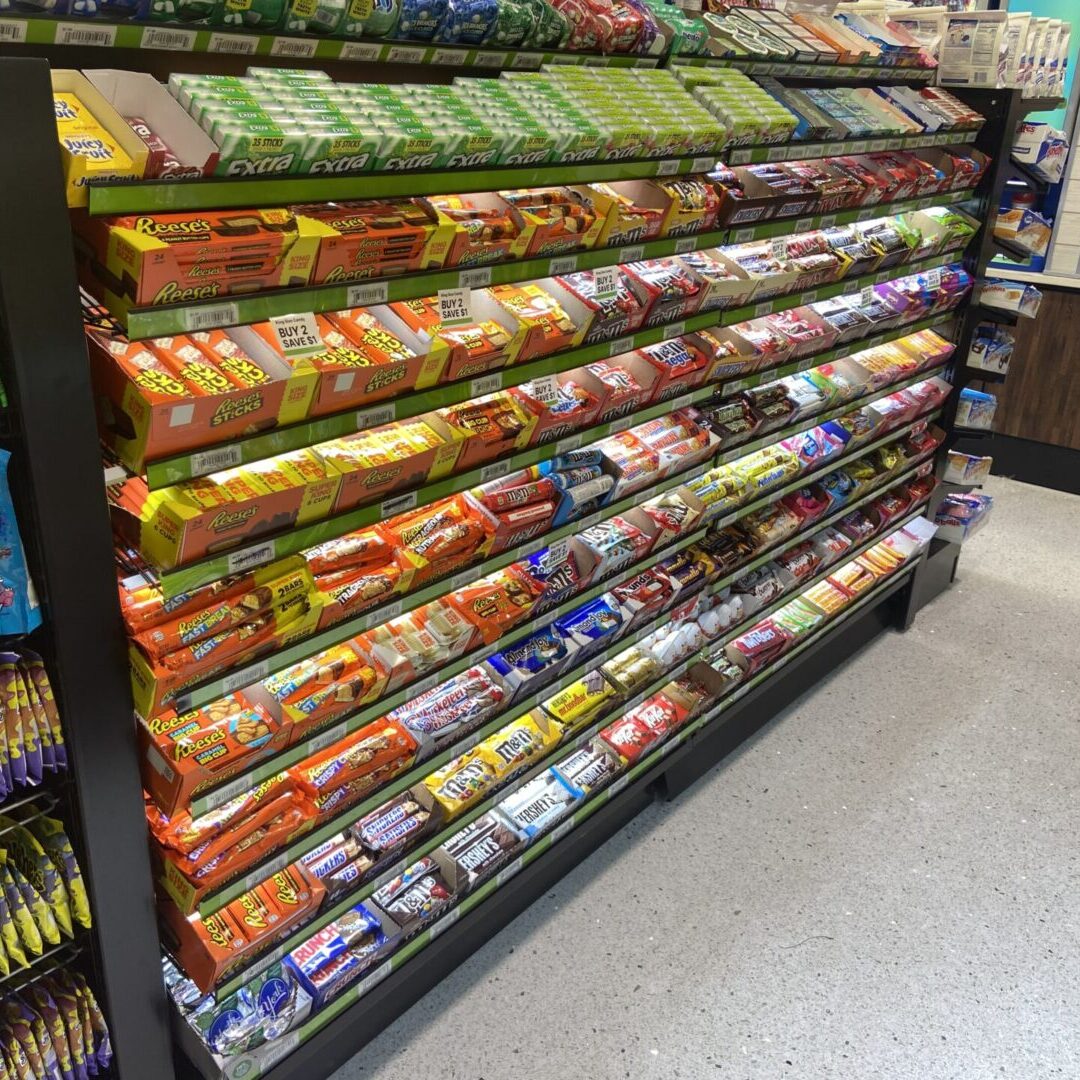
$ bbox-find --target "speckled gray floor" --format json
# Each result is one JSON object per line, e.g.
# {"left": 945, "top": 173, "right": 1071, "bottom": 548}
{"left": 330, "top": 476, "right": 1080, "bottom": 1080}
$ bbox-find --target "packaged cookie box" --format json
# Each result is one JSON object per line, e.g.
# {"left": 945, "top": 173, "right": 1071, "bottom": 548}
{"left": 74, "top": 207, "right": 320, "bottom": 314}
{"left": 85, "top": 326, "right": 319, "bottom": 476}
{"left": 51, "top": 70, "right": 148, "bottom": 209}
{"left": 235, "top": 309, "right": 444, "bottom": 420}
{"left": 83, "top": 69, "right": 220, "bottom": 180}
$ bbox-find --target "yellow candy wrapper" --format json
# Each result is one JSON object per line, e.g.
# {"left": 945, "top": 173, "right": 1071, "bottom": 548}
{"left": 0, "top": 862, "right": 41, "bottom": 958}
{"left": 541, "top": 671, "right": 616, "bottom": 734}
{"left": 28, "top": 818, "right": 92, "bottom": 931}
{"left": 0, "top": 820, "right": 73, "bottom": 940}
{"left": 480, "top": 712, "right": 562, "bottom": 781}
{"left": 10, "top": 863, "right": 60, "bottom": 947}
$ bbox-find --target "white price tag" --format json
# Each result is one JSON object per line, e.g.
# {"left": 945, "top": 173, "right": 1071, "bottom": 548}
{"left": 470, "top": 372, "right": 503, "bottom": 396}
{"left": 226, "top": 541, "right": 276, "bottom": 576}
{"left": 0, "top": 20, "right": 27, "bottom": 43}
{"left": 140, "top": 25, "right": 197, "bottom": 49}
{"left": 458, "top": 266, "right": 492, "bottom": 289}
{"left": 380, "top": 490, "right": 417, "bottom": 517}
{"left": 270, "top": 36, "right": 318, "bottom": 58}
{"left": 655, "top": 159, "right": 681, "bottom": 177}
{"left": 438, "top": 287, "right": 473, "bottom": 326}
{"left": 608, "top": 775, "right": 630, "bottom": 798}
{"left": 475, "top": 51, "right": 507, "bottom": 67}
{"left": 607, "top": 336, "right": 633, "bottom": 357}
{"left": 242, "top": 851, "right": 290, "bottom": 892}
{"left": 869, "top": 139, "right": 887, "bottom": 152}
{"left": 386, "top": 45, "right": 425, "bottom": 63}
{"left": 480, "top": 459, "right": 511, "bottom": 483}
{"left": 674, "top": 236, "right": 697, "bottom": 255}
{"left": 413, "top": 672, "right": 441, "bottom": 697}
{"left": 357, "top": 961, "right": 393, "bottom": 998}
{"left": 203, "top": 773, "right": 257, "bottom": 812}
{"left": 548, "top": 254, "right": 578, "bottom": 275}
{"left": 365, "top": 599, "right": 402, "bottom": 628}
{"left": 618, "top": 244, "right": 645, "bottom": 264}
{"left": 555, "top": 434, "right": 583, "bottom": 455}
{"left": 661, "top": 735, "right": 681, "bottom": 756}
{"left": 207, "top": 31, "right": 258, "bottom": 54}
{"left": 733, "top": 228, "right": 754, "bottom": 244}
{"left": 731, "top": 148, "right": 751, "bottom": 165}
{"left": 543, "top": 537, "right": 571, "bottom": 570}
{"left": 691, "top": 155, "right": 715, "bottom": 173}
{"left": 346, "top": 280, "right": 389, "bottom": 307}
{"left": 794, "top": 218, "right": 812, "bottom": 233}
{"left": 448, "top": 570, "right": 474, "bottom": 592}
{"left": 55, "top": 22, "right": 117, "bottom": 46}
{"left": 429, "top": 906, "right": 461, "bottom": 939}
{"left": 431, "top": 47, "right": 467, "bottom": 65}
{"left": 184, "top": 302, "right": 238, "bottom": 332}
{"left": 754, "top": 301, "right": 773, "bottom": 317}
{"left": 191, "top": 444, "right": 242, "bottom": 477}
{"left": 926, "top": 268, "right": 942, "bottom": 289}
{"left": 594, "top": 265, "right": 620, "bottom": 301}
{"left": 511, "top": 51, "right": 542, "bottom": 69}
{"left": 859, "top": 286, "right": 875, "bottom": 307}
{"left": 607, "top": 413, "right": 634, "bottom": 434}
{"left": 530, "top": 373, "right": 560, "bottom": 405}
{"left": 663, "top": 320, "right": 687, "bottom": 340}
{"left": 223, "top": 658, "right": 270, "bottom": 695}
{"left": 356, "top": 402, "right": 396, "bottom": 430}
{"left": 309, "top": 722, "right": 348, "bottom": 754}
{"left": 819, "top": 214, "right": 837, "bottom": 229}
{"left": 269, "top": 312, "right": 323, "bottom": 358}
{"left": 550, "top": 818, "right": 576, "bottom": 844}
{"left": 339, "top": 41, "right": 383, "bottom": 61}
{"left": 496, "top": 857, "right": 523, "bottom": 886}
{"left": 802, "top": 290, "right": 818, "bottom": 305}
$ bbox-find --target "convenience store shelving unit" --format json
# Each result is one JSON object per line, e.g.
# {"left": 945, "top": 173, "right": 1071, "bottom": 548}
{"left": 0, "top": 29, "right": 1034, "bottom": 1078}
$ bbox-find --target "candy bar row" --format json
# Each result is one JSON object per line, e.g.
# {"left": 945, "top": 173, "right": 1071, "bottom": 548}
{"left": 146, "top": 382, "right": 947, "bottom": 915}
{"left": 123, "top": 312, "right": 959, "bottom": 723}
{"left": 0, "top": 967, "right": 111, "bottom": 1080}
{"left": 101, "top": 238, "right": 973, "bottom": 576}
{"left": 0, "top": 813, "right": 92, "bottom": 978}
{"left": 167, "top": 509, "right": 935, "bottom": 1073}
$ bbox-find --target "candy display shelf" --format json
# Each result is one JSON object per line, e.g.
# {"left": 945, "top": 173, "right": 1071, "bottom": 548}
{"left": 0, "top": 14, "right": 659, "bottom": 69}
{"left": 176, "top": 554, "right": 921, "bottom": 1080}
{"left": 189, "top": 470, "right": 935, "bottom": 986}
{"left": 151, "top": 365, "right": 945, "bottom": 721}
{"left": 165, "top": 405, "right": 942, "bottom": 923}
{"left": 114, "top": 210, "right": 967, "bottom": 341}
{"left": 0, "top": 35, "right": 1023, "bottom": 1078}
{"left": 669, "top": 55, "right": 937, "bottom": 83}
{"left": 142, "top": 305, "right": 957, "bottom": 489}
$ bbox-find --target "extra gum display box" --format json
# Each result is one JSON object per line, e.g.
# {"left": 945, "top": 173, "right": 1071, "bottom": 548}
{"left": 75, "top": 208, "right": 320, "bottom": 313}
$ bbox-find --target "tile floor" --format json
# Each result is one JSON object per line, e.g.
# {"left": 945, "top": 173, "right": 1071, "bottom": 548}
{"left": 331, "top": 477, "right": 1080, "bottom": 1080}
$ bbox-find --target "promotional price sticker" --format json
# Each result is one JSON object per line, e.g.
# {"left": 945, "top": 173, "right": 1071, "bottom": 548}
{"left": 270, "top": 312, "right": 323, "bottom": 357}
{"left": 594, "top": 265, "right": 620, "bottom": 301}
{"left": 438, "top": 287, "right": 473, "bottom": 326}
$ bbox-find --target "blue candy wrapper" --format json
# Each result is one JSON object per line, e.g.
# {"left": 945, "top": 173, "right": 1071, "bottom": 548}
{"left": 395, "top": 0, "right": 448, "bottom": 38}
{"left": 0, "top": 452, "right": 41, "bottom": 638}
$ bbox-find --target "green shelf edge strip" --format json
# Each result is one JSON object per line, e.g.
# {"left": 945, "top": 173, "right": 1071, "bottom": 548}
{"left": 205, "top": 497, "right": 927, "bottom": 995}
{"left": 233, "top": 561, "right": 918, "bottom": 1079}
{"left": 186, "top": 403, "right": 939, "bottom": 916}
{"left": 152, "top": 249, "right": 954, "bottom": 596}
{"left": 173, "top": 360, "right": 943, "bottom": 713}
{"left": 670, "top": 55, "right": 937, "bottom": 83}
{"left": 142, "top": 194, "right": 966, "bottom": 487}
{"left": 120, "top": 190, "right": 969, "bottom": 339}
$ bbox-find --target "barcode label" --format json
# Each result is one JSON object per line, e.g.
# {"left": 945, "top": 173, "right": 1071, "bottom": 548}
{"left": 356, "top": 403, "right": 396, "bottom": 430}
{"left": 140, "top": 26, "right": 196, "bottom": 50}
{"left": 475, "top": 51, "right": 507, "bottom": 67}
{"left": 733, "top": 228, "right": 754, "bottom": 244}
{"left": 55, "top": 22, "right": 117, "bottom": 46}
{"left": 618, "top": 244, "right": 645, "bottom": 263}
{"left": 431, "top": 47, "right": 466, "bottom": 65}
{"left": 356, "top": 961, "right": 393, "bottom": 998}
{"left": 674, "top": 237, "right": 697, "bottom": 255}
{"left": 470, "top": 372, "right": 502, "bottom": 396}
{"left": 309, "top": 722, "right": 348, "bottom": 754}
{"left": 731, "top": 149, "right": 751, "bottom": 165}
{"left": 869, "top": 139, "right": 887, "bottom": 152}
{"left": 726, "top": 378, "right": 751, "bottom": 392}
{"left": 555, "top": 434, "right": 583, "bottom": 455}
{"left": 449, "top": 570, "right": 473, "bottom": 591}
{"left": 203, "top": 773, "right": 256, "bottom": 812}
{"left": 819, "top": 215, "right": 837, "bottom": 229}
{"left": 184, "top": 303, "right": 239, "bottom": 332}
{"left": 365, "top": 599, "right": 402, "bottom": 628}
{"left": 381, "top": 491, "right": 417, "bottom": 517}
{"left": 795, "top": 218, "right": 812, "bottom": 233}
{"left": 661, "top": 735, "right": 681, "bottom": 756}
{"left": 691, "top": 155, "right": 715, "bottom": 173}
{"left": 0, "top": 20, "right": 27, "bottom": 43}
{"left": 339, "top": 41, "right": 382, "bottom": 61}
{"left": 548, "top": 255, "right": 578, "bottom": 275}
{"left": 607, "top": 414, "right": 634, "bottom": 434}
{"left": 754, "top": 301, "right": 773, "bottom": 317}
{"left": 226, "top": 541, "right": 276, "bottom": 575}
{"left": 386, "top": 45, "right": 425, "bottom": 63}
{"left": 608, "top": 336, "right": 633, "bottom": 357}
{"left": 429, "top": 906, "right": 461, "bottom": 938}
{"left": 346, "top": 281, "right": 389, "bottom": 307}
{"left": 802, "top": 290, "right": 818, "bottom": 305}
{"left": 663, "top": 320, "right": 686, "bottom": 340}
{"left": 480, "top": 460, "right": 511, "bottom": 483}
{"left": 223, "top": 658, "right": 271, "bottom": 695}
{"left": 191, "top": 444, "right": 242, "bottom": 476}
{"left": 207, "top": 32, "right": 258, "bottom": 54}
{"left": 270, "top": 36, "right": 318, "bottom": 57}
{"left": 242, "top": 852, "right": 289, "bottom": 892}
{"left": 550, "top": 818, "right": 576, "bottom": 844}
{"left": 608, "top": 775, "right": 631, "bottom": 798}
{"left": 496, "top": 857, "right": 523, "bottom": 886}
{"left": 458, "top": 267, "right": 491, "bottom": 289}
{"left": 412, "top": 672, "right": 442, "bottom": 697}
{"left": 655, "top": 159, "right": 681, "bottom": 177}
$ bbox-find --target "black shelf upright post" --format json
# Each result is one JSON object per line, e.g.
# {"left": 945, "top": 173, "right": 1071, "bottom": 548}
{"left": 0, "top": 57, "right": 176, "bottom": 1079}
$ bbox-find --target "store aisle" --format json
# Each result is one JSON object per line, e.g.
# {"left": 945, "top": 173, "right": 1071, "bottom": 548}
{"left": 332, "top": 476, "right": 1080, "bottom": 1080}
